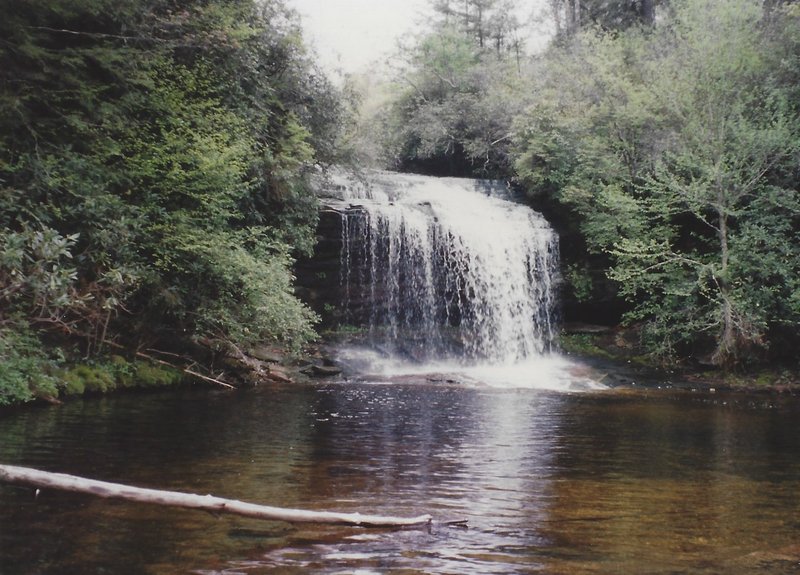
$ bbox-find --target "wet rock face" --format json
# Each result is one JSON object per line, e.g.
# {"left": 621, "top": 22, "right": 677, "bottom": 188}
{"left": 294, "top": 207, "right": 348, "bottom": 328}
{"left": 301, "top": 364, "right": 343, "bottom": 378}
{"left": 294, "top": 203, "right": 391, "bottom": 330}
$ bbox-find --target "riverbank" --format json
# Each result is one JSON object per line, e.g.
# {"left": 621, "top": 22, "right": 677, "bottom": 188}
{"left": 0, "top": 353, "right": 189, "bottom": 409}
{"left": 0, "top": 337, "right": 344, "bottom": 408}
{"left": 560, "top": 324, "right": 800, "bottom": 395}
{"left": 4, "top": 325, "right": 799, "bottom": 409}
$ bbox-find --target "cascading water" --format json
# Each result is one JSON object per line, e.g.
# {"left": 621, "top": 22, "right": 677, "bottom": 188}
{"left": 328, "top": 171, "right": 560, "bottom": 370}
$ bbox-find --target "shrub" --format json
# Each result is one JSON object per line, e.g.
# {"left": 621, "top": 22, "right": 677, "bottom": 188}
{"left": 0, "top": 324, "right": 60, "bottom": 405}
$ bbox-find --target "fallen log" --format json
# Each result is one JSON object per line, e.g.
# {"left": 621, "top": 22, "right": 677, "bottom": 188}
{"left": 0, "top": 464, "right": 434, "bottom": 528}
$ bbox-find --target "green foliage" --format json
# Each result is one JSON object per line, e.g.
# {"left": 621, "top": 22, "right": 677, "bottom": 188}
{"left": 550, "top": 0, "right": 661, "bottom": 34}
{"left": 0, "top": 323, "right": 181, "bottom": 403}
{"left": 0, "top": 0, "right": 346, "bottom": 397}
{"left": 132, "top": 361, "right": 184, "bottom": 388}
{"left": 379, "top": 4, "right": 531, "bottom": 177}
{"left": 565, "top": 264, "right": 594, "bottom": 303}
{"left": 432, "top": 0, "right": 525, "bottom": 50}
{"left": 0, "top": 323, "right": 60, "bottom": 405}
{"left": 559, "top": 333, "right": 615, "bottom": 360}
{"left": 60, "top": 364, "right": 115, "bottom": 395}
{"left": 156, "top": 227, "right": 318, "bottom": 351}
{"left": 514, "top": 0, "right": 800, "bottom": 365}
{"left": 60, "top": 358, "right": 182, "bottom": 395}
{"left": 1, "top": 226, "right": 82, "bottom": 313}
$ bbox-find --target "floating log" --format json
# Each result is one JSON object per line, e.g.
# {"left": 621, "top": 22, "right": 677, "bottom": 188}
{"left": 0, "top": 465, "right": 434, "bottom": 528}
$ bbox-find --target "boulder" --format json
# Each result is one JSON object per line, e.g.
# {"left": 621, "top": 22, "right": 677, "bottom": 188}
{"left": 301, "top": 364, "right": 343, "bottom": 378}
{"left": 248, "top": 345, "right": 285, "bottom": 364}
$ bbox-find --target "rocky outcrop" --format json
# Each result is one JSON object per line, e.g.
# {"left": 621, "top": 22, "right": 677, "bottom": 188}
{"left": 215, "top": 342, "right": 344, "bottom": 385}
{"left": 294, "top": 207, "right": 347, "bottom": 328}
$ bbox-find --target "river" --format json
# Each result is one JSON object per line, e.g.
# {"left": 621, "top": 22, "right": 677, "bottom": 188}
{"left": 2, "top": 380, "right": 800, "bottom": 574}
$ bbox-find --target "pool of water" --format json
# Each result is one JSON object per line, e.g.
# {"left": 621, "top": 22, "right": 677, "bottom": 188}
{"left": 2, "top": 379, "right": 800, "bottom": 574}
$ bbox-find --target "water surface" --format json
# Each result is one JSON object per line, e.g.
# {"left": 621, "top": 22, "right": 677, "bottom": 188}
{"left": 1, "top": 381, "right": 800, "bottom": 574}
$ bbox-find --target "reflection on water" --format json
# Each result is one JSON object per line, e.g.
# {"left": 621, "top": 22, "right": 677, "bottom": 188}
{"left": 1, "top": 383, "right": 800, "bottom": 574}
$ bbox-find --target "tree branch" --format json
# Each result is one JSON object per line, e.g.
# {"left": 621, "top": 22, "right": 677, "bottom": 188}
{"left": 26, "top": 26, "right": 151, "bottom": 43}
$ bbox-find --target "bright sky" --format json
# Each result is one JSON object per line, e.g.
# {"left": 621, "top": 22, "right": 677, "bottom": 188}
{"left": 287, "top": 0, "right": 551, "bottom": 79}
{"left": 288, "top": 0, "right": 430, "bottom": 77}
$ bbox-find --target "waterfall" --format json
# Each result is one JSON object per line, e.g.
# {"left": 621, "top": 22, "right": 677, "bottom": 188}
{"left": 328, "top": 171, "right": 559, "bottom": 367}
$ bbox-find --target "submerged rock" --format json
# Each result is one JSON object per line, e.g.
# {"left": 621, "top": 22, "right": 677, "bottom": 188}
{"left": 301, "top": 364, "right": 343, "bottom": 378}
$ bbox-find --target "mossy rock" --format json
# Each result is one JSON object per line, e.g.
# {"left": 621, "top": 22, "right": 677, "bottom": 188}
{"left": 559, "top": 333, "right": 616, "bottom": 360}
{"left": 60, "top": 364, "right": 117, "bottom": 395}
{"left": 58, "top": 358, "right": 182, "bottom": 396}
{"left": 133, "top": 362, "right": 183, "bottom": 388}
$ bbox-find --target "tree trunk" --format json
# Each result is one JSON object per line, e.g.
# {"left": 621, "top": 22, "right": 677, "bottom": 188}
{"left": 551, "top": 0, "right": 562, "bottom": 34}
{"left": 640, "top": 0, "right": 655, "bottom": 26}
{"left": 0, "top": 464, "right": 437, "bottom": 528}
{"left": 714, "top": 207, "right": 736, "bottom": 366}
{"left": 477, "top": 4, "right": 484, "bottom": 47}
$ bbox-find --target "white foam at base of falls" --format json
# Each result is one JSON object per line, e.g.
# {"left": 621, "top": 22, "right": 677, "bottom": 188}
{"left": 326, "top": 171, "right": 603, "bottom": 391}
{"left": 332, "top": 345, "right": 607, "bottom": 392}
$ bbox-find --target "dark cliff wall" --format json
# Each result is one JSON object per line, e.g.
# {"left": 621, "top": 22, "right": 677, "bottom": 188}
{"left": 294, "top": 208, "right": 345, "bottom": 328}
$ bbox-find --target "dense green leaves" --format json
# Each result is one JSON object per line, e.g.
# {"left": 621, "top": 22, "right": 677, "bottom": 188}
{"left": 514, "top": 0, "right": 800, "bottom": 365}
{"left": 0, "top": 323, "right": 61, "bottom": 405}
{"left": 0, "top": 0, "right": 345, "bottom": 402}
{"left": 379, "top": 4, "right": 530, "bottom": 177}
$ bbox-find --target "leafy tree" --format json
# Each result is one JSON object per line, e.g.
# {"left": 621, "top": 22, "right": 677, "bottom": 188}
{"left": 0, "top": 0, "right": 345, "bottom": 401}
{"left": 380, "top": 1, "right": 530, "bottom": 177}
{"left": 514, "top": 0, "right": 800, "bottom": 365}
{"left": 610, "top": 0, "right": 800, "bottom": 364}
{"left": 433, "top": 0, "right": 525, "bottom": 53}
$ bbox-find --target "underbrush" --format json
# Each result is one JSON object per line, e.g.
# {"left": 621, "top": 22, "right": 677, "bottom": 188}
{"left": 0, "top": 324, "right": 184, "bottom": 406}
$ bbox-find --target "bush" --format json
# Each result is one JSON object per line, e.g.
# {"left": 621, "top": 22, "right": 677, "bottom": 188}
{"left": 0, "top": 324, "right": 60, "bottom": 405}
{"left": 60, "top": 364, "right": 116, "bottom": 395}
{"left": 133, "top": 362, "right": 184, "bottom": 388}
{"left": 59, "top": 358, "right": 183, "bottom": 395}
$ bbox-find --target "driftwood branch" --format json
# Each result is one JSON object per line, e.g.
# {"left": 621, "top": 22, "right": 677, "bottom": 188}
{"left": 0, "top": 465, "right": 436, "bottom": 528}
{"left": 131, "top": 350, "right": 236, "bottom": 389}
